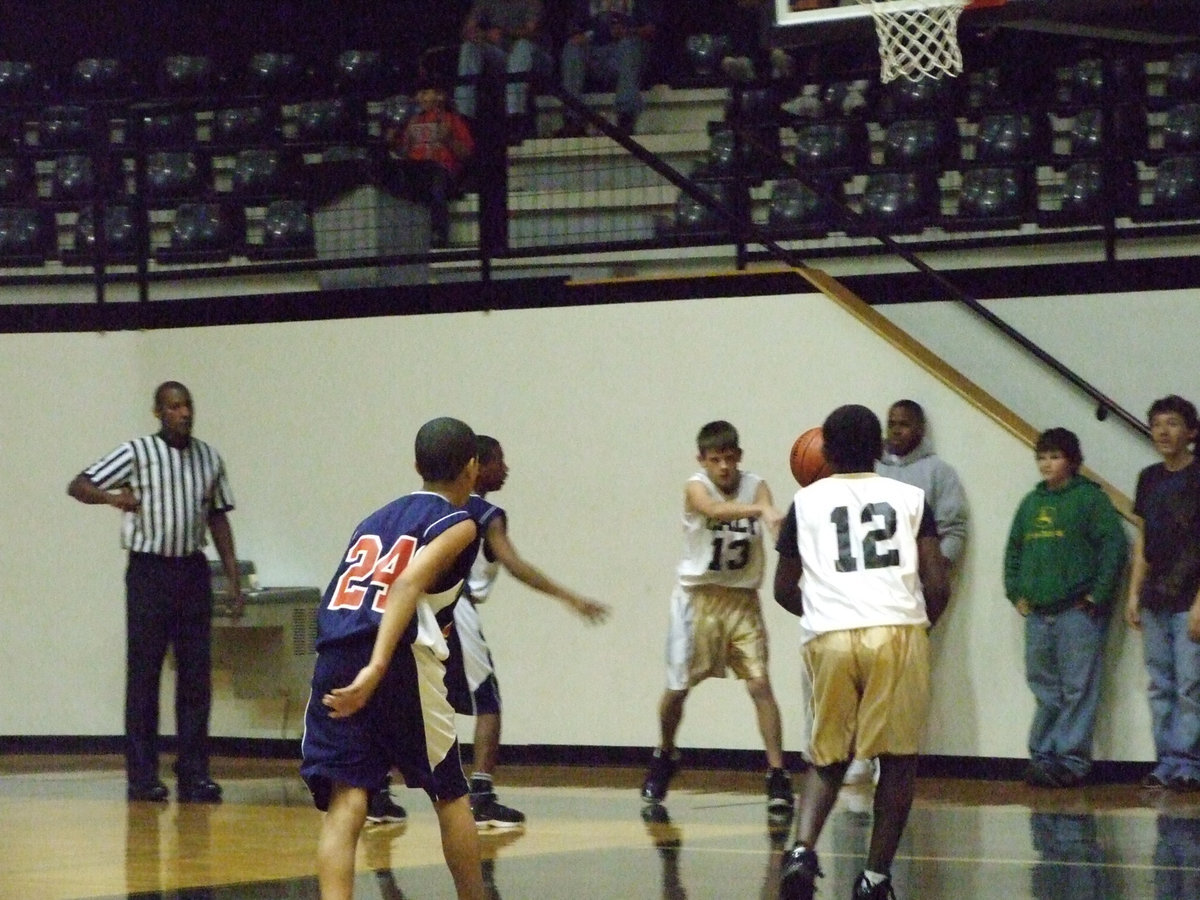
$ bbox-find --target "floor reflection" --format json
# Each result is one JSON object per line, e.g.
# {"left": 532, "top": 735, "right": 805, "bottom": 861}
{"left": 6, "top": 757, "right": 1200, "bottom": 900}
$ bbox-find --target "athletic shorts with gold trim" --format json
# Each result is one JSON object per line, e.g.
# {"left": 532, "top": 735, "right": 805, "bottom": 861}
{"left": 665, "top": 583, "right": 770, "bottom": 691}
{"left": 804, "top": 624, "right": 930, "bottom": 767}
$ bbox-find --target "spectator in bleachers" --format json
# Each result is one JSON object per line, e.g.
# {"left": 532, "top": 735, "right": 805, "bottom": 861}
{"left": 384, "top": 79, "right": 475, "bottom": 248}
{"left": 454, "top": 0, "right": 543, "bottom": 139}
{"left": 555, "top": 0, "right": 662, "bottom": 137}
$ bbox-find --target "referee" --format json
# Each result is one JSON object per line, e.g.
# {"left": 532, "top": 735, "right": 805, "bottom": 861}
{"left": 69, "top": 380, "right": 242, "bottom": 803}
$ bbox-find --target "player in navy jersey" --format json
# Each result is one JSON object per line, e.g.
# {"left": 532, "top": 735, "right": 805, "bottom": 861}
{"left": 301, "top": 417, "right": 486, "bottom": 900}
{"left": 774, "top": 405, "right": 949, "bottom": 900}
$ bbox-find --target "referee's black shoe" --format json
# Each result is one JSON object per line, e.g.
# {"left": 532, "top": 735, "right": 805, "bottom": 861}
{"left": 177, "top": 777, "right": 223, "bottom": 803}
{"left": 127, "top": 780, "right": 169, "bottom": 803}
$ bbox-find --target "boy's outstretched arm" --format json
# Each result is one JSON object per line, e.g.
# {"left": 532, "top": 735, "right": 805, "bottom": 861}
{"left": 323, "top": 519, "right": 478, "bottom": 717}
{"left": 685, "top": 479, "right": 781, "bottom": 533}
{"left": 484, "top": 517, "right": 609, "bottom": 623}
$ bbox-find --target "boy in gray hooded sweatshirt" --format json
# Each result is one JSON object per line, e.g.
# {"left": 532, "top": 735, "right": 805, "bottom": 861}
{"left": 876, "top": 399, "right": 968, "bottom": 567}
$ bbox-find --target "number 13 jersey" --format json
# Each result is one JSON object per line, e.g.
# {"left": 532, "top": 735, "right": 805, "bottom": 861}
{"left": 781, "top": 473, "right": 935, "bottom": 636}
{"left": 677, "top": 471, "right": 765, "bottom": 590}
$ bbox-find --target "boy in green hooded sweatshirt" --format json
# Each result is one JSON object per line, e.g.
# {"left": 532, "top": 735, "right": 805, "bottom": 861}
{"left": 1004, "top": 428, "right": 1128, "bottom": 788}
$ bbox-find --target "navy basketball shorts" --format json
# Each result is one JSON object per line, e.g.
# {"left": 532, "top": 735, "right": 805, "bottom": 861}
{"left": 301, "top": 636, "right": 469, "bottom": 809}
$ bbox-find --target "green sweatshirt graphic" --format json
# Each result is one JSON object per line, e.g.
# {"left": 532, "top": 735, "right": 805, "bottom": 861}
{"left": 1003, "top": 474, "right": 1128, "bottom": 611}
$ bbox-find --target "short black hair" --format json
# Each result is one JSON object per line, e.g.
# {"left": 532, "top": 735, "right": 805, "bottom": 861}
{"left": 822, "top": 404, "right": 883, "bottom": 471}
{"left": 696, "top": 420, "right": 739, "bottom": 454}
{"left": 1148, "top": 394, "right": 1199, "bottom": 434}
{"left": 889, "top": 399, "right": 925, "bottom": 426}
{"left": 154, "top": 380, "right": 190, "bottom": 409}
{"left": 415, "top": 417, "right": 476, "bottom": 482}
{"left": 476, "top": 434, "right": 502, "bottom": 465}
{"left": 1035, "top": 427, "right": 1083, "bottom": 469}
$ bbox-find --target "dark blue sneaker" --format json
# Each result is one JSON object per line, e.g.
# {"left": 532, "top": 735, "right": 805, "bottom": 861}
{"left": 780, "top": 844, "right": 821, "bottom": 900}
{"left": 641, "top": 750, "right": 679, "bottom": 804}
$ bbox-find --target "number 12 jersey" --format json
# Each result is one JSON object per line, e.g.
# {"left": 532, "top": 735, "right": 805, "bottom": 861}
{"left": 779, "top": 473, "right": 936, "bottom": 636}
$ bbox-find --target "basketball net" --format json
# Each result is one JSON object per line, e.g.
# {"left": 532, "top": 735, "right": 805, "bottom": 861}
{"left": 857, "top": 0, "right": 969, "bottom": 83}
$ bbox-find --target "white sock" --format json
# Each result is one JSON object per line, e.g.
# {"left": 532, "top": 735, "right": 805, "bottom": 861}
{"left": 863, "top": 870, "right": 889, "bottom": 886}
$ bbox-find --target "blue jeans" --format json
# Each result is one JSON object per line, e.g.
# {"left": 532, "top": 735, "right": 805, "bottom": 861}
{"left": 560, "top": 37, "right": 645, "bottom": 120}
{"left": 1141, "top": 607, "right": 1200, "bottom": 780}
{"left": 455, "top": 39, "right": 535, "bottom": 119}
{"left": 1024, "top": 606, "right": 1107, "bottom": 777}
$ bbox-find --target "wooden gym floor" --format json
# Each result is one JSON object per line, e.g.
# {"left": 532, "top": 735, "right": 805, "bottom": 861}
{"left": 2, "top": 754, "right": 1198, "bottom": 899}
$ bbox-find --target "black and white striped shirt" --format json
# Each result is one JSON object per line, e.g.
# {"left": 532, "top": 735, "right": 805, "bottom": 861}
{"left": 83, "top": 434, "right": 235, "bottom": 557}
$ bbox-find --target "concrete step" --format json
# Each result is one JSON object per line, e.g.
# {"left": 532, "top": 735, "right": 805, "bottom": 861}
{"left": 534, "top": 85, "right": 728, "bottom": 137}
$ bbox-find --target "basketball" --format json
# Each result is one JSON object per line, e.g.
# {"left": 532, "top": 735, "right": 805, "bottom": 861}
{"left": 790, "top": 427, "right": 832, "bottom": 486}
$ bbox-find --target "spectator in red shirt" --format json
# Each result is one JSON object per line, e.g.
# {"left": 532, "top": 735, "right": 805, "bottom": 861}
{"left": 385, "top": 80, "right": 475, "bottom": 248}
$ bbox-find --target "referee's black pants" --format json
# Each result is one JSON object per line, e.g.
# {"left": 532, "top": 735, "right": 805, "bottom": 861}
{"left": 124, "top": 552, "right": 213, "bottom": 788}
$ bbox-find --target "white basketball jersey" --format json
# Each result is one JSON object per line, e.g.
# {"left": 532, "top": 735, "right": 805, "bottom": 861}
{"left": 790, "top": 473, "right": 929, "bottom": 635}
{"left": 677, "top": 471, "right": 765, "bottom": 590}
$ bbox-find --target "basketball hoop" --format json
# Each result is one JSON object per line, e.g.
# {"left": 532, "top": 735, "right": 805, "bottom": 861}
{"left": 856, "top": 0, "right": 970, "bottom": 83}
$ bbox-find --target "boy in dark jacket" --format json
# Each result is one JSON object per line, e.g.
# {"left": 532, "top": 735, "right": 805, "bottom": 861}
{"left": 1004, "top": 428, "right": 1127, "bottom": 787}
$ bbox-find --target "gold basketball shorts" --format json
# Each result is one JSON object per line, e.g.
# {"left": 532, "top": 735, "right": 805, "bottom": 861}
{"left": 804, "top": 624, "right": 930, "bottom": 767}
{"left": 666, "top": 584, "right": 770, "bottom": 690}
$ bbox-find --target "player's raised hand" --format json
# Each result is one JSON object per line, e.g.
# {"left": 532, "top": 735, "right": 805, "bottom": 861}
{"left": 323, "top": 664, "right": 384, "bottom": 718}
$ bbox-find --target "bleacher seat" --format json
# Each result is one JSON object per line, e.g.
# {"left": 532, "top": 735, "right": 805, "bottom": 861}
{"left": 1041, "top": 159, "right": 1136, "bottom": 227}
{"left": 157, "top": 201, "right": 241, "bottom": 263}
{"left": 882, "top": 119, "right": 958, "bottom": 168}
{"left": 293, "top": 99, "right": 362, "bottom": 145}
{"left": 0, "top": 156, "right": 35, "bottom": 203}
{"left": 50, "top": 153, "right": 99, "bottom": 201}
{"left": 144, "top": 151, "right": 209, "bottom": 199}
{"left": 69, "top": 204, "right": 137, "bottom": 263}
{"left": 669, "top": 181, "right": 732, "bottom": 237}
{"left": 1063, "top": 107, "right": 1146, "bottom": 159}
{"left": 858, "top": 171, "right": 939, "bottom": 234}
{"left": 953, "top": 166, "right": 1031, "bottom": 228}
{"left": 1146, "top": 155, "right": 1200, "bottom": 219}
{"left": 39, "top": 105, "right": 98, "bottom": 151}
{"left": 683, "top": 34, "right": 731, "bottom": 79}
{"left": 244, "top": 52, "right": 305, "bottom": 97}
{"left": 1166, "top": 51, "right": 1200, "bottom": 102}
{"left": 333, "top": 50, "right": 391, "bottom": 98}
{"left": 876, "top": 76, "right": 957, "bottom": 123}
{"left": 211, "top": 105, "right": 278, "bottom": 148}
{"left": 248, "top": 199, "right": 315, "bottom": 259}
{"left": 70, "top": 58, "right": 131, "bottom": 101}
{"left": 975, "top": 111, "right": 1047, "bottom": 164}
{"left": 793, "top": 119, "right": 869, "bottom": 172}
{"left": 158, "top": 54, "right": 216, "bottom": 98}
{"left": 1163, "top": 103, "right": 1200, "bottom": 154}
{"left": 229, "top": 148, "right": 299, "bottom": 200}
{"left": 0, "top": 60, "right": 41, "bottom": 102}
{"left": 0, "top": 206, "right": 55, "bottom": 264}
{"left": 767, "top": 178, "right": 835, "bottom": 236}
{"left": 135, "top": 110, "right": 197, "bottom": 149}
